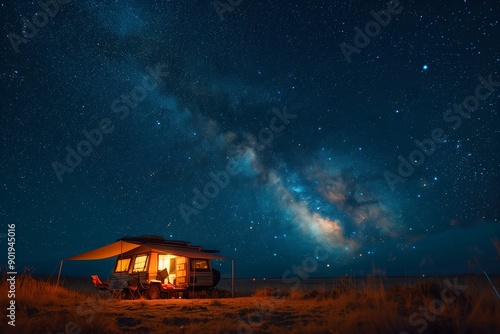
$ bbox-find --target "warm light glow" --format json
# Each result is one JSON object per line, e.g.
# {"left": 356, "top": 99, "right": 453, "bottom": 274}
{"left": 133, "top": 255, "right": 148, "bottom": 272}
{"left": 115, "top": 258, "right": 131, "bottom": 272}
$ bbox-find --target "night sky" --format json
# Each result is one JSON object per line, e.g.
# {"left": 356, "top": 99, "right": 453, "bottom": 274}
{"left": 1, "top": 0, "right": 499, "bottom": 279}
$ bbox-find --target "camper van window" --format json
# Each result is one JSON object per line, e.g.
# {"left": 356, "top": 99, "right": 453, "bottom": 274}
{"left": 115, "top": 258, "right": 131, "bottom": 272}
{"left": 192, "top": 259, "right": 209, "bottom": 270}
{"left": 132, "top": 255, "right": 148, "bottom": 272}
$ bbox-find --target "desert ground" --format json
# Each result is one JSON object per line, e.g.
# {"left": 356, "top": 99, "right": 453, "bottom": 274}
{"left": 1, "top": 274, "right": 500, "bottom": 333}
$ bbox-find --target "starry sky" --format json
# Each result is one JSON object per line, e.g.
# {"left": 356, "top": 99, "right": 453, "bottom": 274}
{"left": 1, "top": 0, "right": 499, "bottom": 278}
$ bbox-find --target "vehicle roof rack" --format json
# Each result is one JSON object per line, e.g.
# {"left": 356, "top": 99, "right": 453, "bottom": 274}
{"left": 117, "top": 235, "right": 191, "bottom": 246}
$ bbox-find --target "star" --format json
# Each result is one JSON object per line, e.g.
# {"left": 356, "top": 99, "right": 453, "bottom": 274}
{"left": 1, "top": 0, "right": 498, "bottom": 281}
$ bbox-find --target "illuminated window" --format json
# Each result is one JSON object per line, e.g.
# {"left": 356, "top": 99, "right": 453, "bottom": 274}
{"left": 133, "top": 255, "right": 148, "bottom": 272}
{"left": 192, "top": 259, "right": 209, "bottom": 270}
{"left": 115, "top": 258, "right": 131, "bottom": 272}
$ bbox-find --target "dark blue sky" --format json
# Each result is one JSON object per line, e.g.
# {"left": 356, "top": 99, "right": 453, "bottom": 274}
{"left": 1, "top": 0, "right": 499, "bottom": 278}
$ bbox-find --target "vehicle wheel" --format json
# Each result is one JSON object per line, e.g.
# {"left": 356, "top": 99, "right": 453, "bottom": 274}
{"left": 213, "top": 269, "right": 221, "bottom": 286}
{"left": 147, "top": 285, "right": 161, "bottom": 299}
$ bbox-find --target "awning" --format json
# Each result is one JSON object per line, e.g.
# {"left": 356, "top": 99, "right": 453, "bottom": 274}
{"left": 66, "top": 241, "right": 141, "bottom": 260}
{"left": 149, "top": 244, "right": 230, "bottom": 260}
{"left": 66, "top": 241, "right": 230, "bottom": 261}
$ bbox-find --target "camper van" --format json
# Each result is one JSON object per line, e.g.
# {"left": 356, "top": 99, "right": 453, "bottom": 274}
{"left": 106, "top": 235, "right": 224, "bottom": 299}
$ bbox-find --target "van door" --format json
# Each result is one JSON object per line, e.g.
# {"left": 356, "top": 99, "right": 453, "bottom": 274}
{"left": 173, "top": 257, "right": 187, "bottom": 287}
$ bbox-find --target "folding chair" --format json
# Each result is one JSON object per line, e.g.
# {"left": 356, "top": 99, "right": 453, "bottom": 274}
{"left": 128, "top": 274, "right": 142, "bottom": 299}
{"left": 157, "top": 268, "right": 177, "bottom": 298}
{"left": 157, "top": 268, "right": 169, "bottom": 284}
{"left": 91, "top": 275, "right": 111, "bottom": 299}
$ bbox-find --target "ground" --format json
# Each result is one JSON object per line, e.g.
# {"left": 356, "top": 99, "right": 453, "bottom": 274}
{"left": 1, "top": 275, "right": 499, "bottom": 333}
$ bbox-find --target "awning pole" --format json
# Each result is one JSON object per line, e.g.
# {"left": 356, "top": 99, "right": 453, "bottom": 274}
{"left": 56, "top": 260, "right": 63, "bottom": 287}
{"left": 231, "top": 259, "right": 234, "bottom": 298}
{"left": 193, "top": 259, "right": 196, "bottom": 295}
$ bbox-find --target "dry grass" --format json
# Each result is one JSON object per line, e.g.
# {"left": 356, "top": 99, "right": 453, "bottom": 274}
{"left": 1, "top": 274, "right": 119, "bottom": 333}
{"left": 1, "top": 274, "right": 499, "bottom": 333}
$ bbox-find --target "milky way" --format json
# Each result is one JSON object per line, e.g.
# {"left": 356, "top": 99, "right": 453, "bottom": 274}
{"left": 1, "top": 0, "right": 499, "bottom": 277}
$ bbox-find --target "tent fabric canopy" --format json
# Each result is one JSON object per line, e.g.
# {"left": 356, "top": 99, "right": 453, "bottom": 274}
{"left": 66, "top": 240, "right": 230, "bottom": 261}
{"left": 66, "top": 241, "right": 141, "bottom": 260}
{"left": 149, "top": 245, "right": 230, "bottom": 260}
